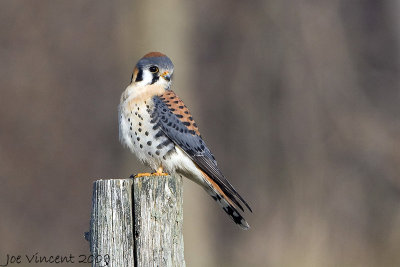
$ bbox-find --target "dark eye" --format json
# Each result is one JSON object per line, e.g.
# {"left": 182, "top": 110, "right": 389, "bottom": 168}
{"left": 149, "top": 66, "right": 159, "bottom": 73}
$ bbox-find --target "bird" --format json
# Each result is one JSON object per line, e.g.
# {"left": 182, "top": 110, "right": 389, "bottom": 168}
{"left": 119, "top": 52, "right": 252, "bottom": 229}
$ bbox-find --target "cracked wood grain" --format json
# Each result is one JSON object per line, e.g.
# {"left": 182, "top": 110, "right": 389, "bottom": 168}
{"left": 88, "top": 175, "right": 185, "bottom": 267}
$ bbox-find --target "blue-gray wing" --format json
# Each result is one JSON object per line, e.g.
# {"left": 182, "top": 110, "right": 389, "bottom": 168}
{"left": 151, "top": 93, "right": 251, "bottom": 212}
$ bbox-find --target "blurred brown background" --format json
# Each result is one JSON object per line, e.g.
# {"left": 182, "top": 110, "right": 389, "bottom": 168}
{"left": 1, "top": 1, "right": 399, "bottom": 266}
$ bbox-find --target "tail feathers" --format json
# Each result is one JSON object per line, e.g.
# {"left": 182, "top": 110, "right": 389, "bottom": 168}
{"left": 200, "top": 170, "right": 250, "bottom": 230}
{"left": 207, "top": 188, "right": 250, "bottom": 230}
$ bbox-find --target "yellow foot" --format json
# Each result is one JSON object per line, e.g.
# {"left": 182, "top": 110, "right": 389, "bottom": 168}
{"left": 132, "top": 171, "right": 169, "bottom": 178}
{"left": 133, "top": 172, "right": 152, "bottom": 178}
{"left": 151, "top": 172, "right": 169, "bottom": 176}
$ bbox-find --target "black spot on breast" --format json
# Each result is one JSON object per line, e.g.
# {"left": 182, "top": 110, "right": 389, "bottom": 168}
{"left": 193, "top": 123, "right": 198, "bottom": 127}
{"left": 147, "top": 141, "right": 152, "bottom": 146}
{"left": 155, "top": 131, "right": 163, "bottom": 138}
{"left": 145, "top": 131, "right": 149, "bottom": 136}
{"left": 178, "top": 106, "right": 184, "bottom": 109}
{"left": 166, "top": 148, "right": 175, "bottom": 156}
{"left": 130, "top": 127, "right": 132, "bottom": 130}
{"left": 156, "top": 150, "right": 160, "bottom": 156}
{"left": 153, "top": 123, "right": 160, "bottom": 130}
{"left": 200, "top": 145, "right": 205, "bottom": 150}
{"left": 128, "top": 118, "right": 130, "bottom": 122}
{"left": 176, "top": 114, "right": 183, "bottom": 118}
{"left": 188, "top": 130, "right": 196, "bottom": 135}
{"left": 138, "top": 128, "right": 142, "bottom": 132}
{"left": 173, "top": 101, "right": 179, "bottom": 104}
{"left": 139, "top": 122, "right": 142, "bottom": 126}
{"left": 137, "top": 137, "right": 140, "bottom": 141}
{"left": 183, "top": 122, "right": 190, "bottom": 126}
{"left": 170, "top": 108, "right": 176, "bottom": 111}
{"left": 134, "top": 132, "right": 137, "bottom": 136}
{"left": 189, "top": 117, "right": 193, "bottom": 121}
{"left": 184, "top": 111, "right": 189, "bottom": 114}
{"left": 157, "top": 139, "right": 172, "bottom": 149}
{"left": 140, "top": 144, "right": 143, "bottom": 148}
{"left": 137, "top": 107, "right": 140, "bottom": 111}
{"left": 148, "top": 151, "right": 152, "bottom": 156}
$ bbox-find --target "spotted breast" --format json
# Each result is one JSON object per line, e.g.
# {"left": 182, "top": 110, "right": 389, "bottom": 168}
{"left": 119, "top": 93, "right": 177, "bottom": 171}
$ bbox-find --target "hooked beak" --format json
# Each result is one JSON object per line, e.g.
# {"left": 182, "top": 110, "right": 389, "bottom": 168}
{"left": 161, "top": 71, "right": 171, "bottom": 82}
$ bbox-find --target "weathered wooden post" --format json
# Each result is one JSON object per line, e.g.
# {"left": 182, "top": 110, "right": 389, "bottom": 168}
{"left": 88, "top": 179, "right": 135, "bottom": 266}
{"left": 88, "top": 175, "right": 185, "bottom": 267}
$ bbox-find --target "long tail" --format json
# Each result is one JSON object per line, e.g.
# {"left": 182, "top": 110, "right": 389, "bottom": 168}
{"left": 199, "top": 170, "right": 250, "bottom": 230}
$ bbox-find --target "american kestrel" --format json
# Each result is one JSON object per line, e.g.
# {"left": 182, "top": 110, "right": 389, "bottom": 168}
{"left": 119, "top": 52, "right": 252, "bottom": 229}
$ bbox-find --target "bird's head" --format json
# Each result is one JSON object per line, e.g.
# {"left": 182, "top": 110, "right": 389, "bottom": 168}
{"left": 130, "top": 52, "right": 174, "bottom": 89}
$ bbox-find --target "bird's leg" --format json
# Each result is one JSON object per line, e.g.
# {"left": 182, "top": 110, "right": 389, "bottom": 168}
{"left": 152, "top": 166, "right": 169, "bottom": 176}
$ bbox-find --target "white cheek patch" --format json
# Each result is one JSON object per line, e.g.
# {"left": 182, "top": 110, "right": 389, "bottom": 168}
{"left": 142, "top": 70, "right": 153, "bottom": 84}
